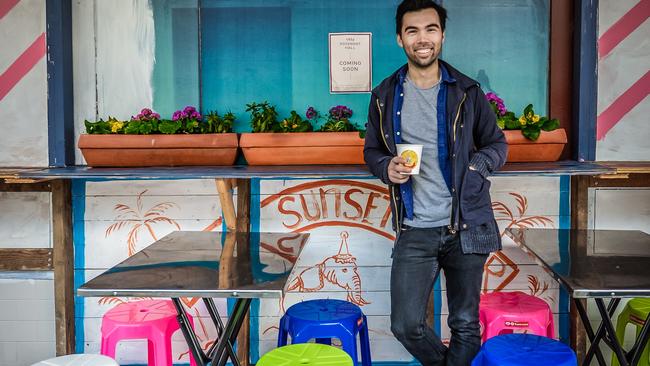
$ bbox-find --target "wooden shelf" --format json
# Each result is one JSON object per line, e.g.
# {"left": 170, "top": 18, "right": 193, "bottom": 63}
{"left": 11, "top": 160, "right": 614, "bottom": 180}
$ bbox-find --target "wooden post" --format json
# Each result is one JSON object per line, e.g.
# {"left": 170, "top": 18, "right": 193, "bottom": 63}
{"left": 51, "top": 179, "right": 74, "bottom": 355}
{"left": 235, "top": 179, "right": 251, "bottom": 365}
{"left": 570, "top": 174, "right": 591, "bottom": 362}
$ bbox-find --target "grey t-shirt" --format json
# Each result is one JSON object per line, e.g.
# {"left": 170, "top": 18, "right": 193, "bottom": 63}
{"left": 401, "top": 75, "right": 452, "bottom": 228}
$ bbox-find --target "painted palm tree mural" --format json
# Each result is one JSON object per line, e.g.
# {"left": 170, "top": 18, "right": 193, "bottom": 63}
{"left": 493, "top": 193, "right": 554, "bottom": 233}
{"left": 488, "top": 192, "right": 555, "bottom": 300}
{"left": 105, "top": 189, "right": 181, "bottom": 256}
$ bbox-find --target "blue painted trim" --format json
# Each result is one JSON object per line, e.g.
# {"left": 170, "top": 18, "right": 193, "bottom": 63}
{"left": 250, "top": 178, "right": 262, "bottom": 363}
{"left": 573, "top": 0, "right": 598, "bottom": 161}
{"left": 72, "top": 180, "right": 86, "bottom": 353}
{"left": 558, "top": 176, "right": 571, "bottom": 344}
{"left": 46, "top": 0, "right": 74, "bottom": 167}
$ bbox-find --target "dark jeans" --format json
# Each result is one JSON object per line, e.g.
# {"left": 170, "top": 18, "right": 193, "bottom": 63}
{"left": 390, "top": 225, "right": 488, "bottom": 366}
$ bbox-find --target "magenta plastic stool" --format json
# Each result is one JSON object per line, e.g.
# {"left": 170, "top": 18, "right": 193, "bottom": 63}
{"left": 479, "top": 291, "right": 555, "bottom": 342}
{"left": 100, "top": 300, "right": 197, "bottom": 366}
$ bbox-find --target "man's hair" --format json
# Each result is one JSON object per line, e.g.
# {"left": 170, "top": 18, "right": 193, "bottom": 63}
{"left": 395, "top": 0, "right": 447, "bottom": 34}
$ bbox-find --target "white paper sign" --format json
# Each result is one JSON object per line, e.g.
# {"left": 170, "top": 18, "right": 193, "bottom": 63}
{"left": 329, "top": 33, "right": 372, "bottom": 93}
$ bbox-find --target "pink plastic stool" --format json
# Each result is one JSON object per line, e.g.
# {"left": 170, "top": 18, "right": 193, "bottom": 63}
{"left": 100, "top": 300, "right": 197, "bottom": 366}
{"left": 479, "top": 291, "right": 555, "bottom": 342}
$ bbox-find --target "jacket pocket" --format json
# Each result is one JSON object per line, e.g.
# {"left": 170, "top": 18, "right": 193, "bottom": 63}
{"left": 459, "top": 167, "right": 493, "bottom": 225}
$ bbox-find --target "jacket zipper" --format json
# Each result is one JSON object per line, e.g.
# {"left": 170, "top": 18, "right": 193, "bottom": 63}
{"left": 376, "top": 98, "right": 393, "bottom": 154}
{"left": 449, "top": 92, "right": 467, "bottom": 232}
{"left": 376, "top": 97, "right": 401, "bottom": 235}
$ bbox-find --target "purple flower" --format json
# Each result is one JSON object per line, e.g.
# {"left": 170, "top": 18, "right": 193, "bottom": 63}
{"left": 172, "top": 110, "right": 182, "bottom": 121}
{"left": 306, "top": 106, "right": 317, "bottom": 120}
{"left": 485, "top": 92, "right": 507, "bottom": 116}
{"left": 328, "top": 105, "right": 353, "bottom": 120}
{"left": 141, "top": 108, "right": 152, "bottom": 116}
{"left": 151, "top": 113, "right": 160, "bottom": 119}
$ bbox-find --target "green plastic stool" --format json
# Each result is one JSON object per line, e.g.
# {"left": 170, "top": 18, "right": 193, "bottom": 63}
{"left": 612, "top": 298, "right": 650, "bottom": 366}
{"left": 258, "top": 343, "right": 354, "bottom": 366}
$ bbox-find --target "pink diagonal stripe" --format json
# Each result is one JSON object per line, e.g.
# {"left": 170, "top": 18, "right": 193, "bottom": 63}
{"left": 597, "top": 70, "right": 650, "bottom": 140}
{"left": 599, "top": 0, "right": 650, "bottom": 59}
{"left": 0, "top": 0, "right": 20, "bottom": 20}
{"left": 0, "top": 32, "right": 46, "bottom": 101}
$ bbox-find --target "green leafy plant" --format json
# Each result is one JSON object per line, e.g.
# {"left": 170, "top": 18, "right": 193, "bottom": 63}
{"left": 246, "top": 101, "right": 279, "bottom": 132}
{"left": 485, "top": 92, "right": 559, "bottom": 141}
{"left": 205, "top": 111, "right": 235, "bottom": 133}
{"left": 84, "top": 106, "right": 236, "bottom": 135}
{"left": 84, "top": 117, "right": 124, "bottom": 134}
{"left": 278, "top": 111, "right": 313, "bottom": 132}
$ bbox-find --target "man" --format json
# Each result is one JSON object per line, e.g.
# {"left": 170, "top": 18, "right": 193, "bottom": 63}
{"left": 363, "top": 1, "right": 508, "bottom": 365}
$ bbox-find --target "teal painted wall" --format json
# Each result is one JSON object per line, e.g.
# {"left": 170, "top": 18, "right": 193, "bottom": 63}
{"left": 152, "top": 0, "right": 549, "bottom": 130}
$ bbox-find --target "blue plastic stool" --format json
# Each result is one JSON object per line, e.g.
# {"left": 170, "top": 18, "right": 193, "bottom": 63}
{"left": 471, "top": 334, "right": 577, "bottom": 366}
{"left": 278, "top": 299, "right": 371, "bottom": 366}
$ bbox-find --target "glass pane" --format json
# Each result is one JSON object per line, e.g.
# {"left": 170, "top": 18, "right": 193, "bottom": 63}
{"left": 152, "top": 0, "right": 200, "bottom": 118}
{"left": 443, "top": 0, "right": 550, "bottom": 114}
{"left": 151, "top": 0, "right": 550, "bottom": 130}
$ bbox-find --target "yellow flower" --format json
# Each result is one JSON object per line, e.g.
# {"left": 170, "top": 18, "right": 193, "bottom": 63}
{"left": 532, "top": 114, "right": 540, "bottom": 123}
{"left": 283, "top": 120, "right": 288, "bottom": 127}
{"left": 110, "top": 121, "right": 124, "bottom": 133}
{"left": 518, "top": 115, "right": 526, "bottom": 125}
{"left": 292, "top": 123, "right": 298, "bottom": 129}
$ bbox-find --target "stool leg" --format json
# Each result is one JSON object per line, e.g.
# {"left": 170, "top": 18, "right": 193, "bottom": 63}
{"left": 359, "top": 316, "right": 372, "bottom": 366}
{"left": 101, "top": 334, "right": 119, "bottom": 361}
{"left": 147, "top": 339, "right": 155, "bottom": 366}
{"left": 151, "top": 333, "right": 173, "bottom": 366}
{"left": 340, "top": 336, "right": 359, "bottom": 366}
{"left": 612, "top": 307, "right": 632, "bottom": 366}
{"left": 278, "top": 315, "right": 289, "bottom": 347}
{"left": 633, "top": 323, "right": 650, "bottom": 366}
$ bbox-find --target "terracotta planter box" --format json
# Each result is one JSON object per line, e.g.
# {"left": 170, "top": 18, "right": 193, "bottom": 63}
{"left": 78, "top": 134, "right": 238, "bottom": 167}
{"left": 240, "top": 132, "right": 364, "bottom": 165}
{"left": 504, "top": 128, "right": 567, "bottom": 162}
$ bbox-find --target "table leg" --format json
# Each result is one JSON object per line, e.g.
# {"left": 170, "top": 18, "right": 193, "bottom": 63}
{"left": 212, "top": 298, "right": 252, "bottom": 366}
{"left": 172, "top": 298, "right": 208, "bottom": 366}
{"left": 204, "top": 298, "right": 240, "bottom": 365}
{"left": 630, "top": 312, "right": 650, "bottom": 365}
{"left": 585, "top": 298, "right": 621, "bottom": 364}
{"left": 574, "top": 298, "right": 608, "bottom": 365}
{"left": 594, "top": 299, "right": 629, "bottom": 366}
{"left": 216, "top": 178, "right": 237, "bottom": 231}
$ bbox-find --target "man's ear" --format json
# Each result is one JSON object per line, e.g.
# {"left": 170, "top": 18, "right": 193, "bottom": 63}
{"left": 396, "top": 34, "right": 403, "bottom": 48}
{"left": 442, "top": 32, "right": 445, "bottom": 44}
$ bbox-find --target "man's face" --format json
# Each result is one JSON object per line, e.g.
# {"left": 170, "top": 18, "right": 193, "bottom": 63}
{"left": 397, "top": 8, "right": 445, "bottom": 69}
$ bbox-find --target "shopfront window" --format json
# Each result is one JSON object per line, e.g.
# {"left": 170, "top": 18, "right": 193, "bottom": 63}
{"left": 152, "top": 0, "right": 549, "bottom": 131}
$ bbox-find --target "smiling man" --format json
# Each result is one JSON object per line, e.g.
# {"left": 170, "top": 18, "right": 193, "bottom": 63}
{"left": 363, "top": 1, "right": 508, "bottom": 365}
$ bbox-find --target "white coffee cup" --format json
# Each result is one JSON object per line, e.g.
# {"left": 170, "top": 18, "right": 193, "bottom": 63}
{"left": 396, "top": 144, "right": 423, "bottom": 175}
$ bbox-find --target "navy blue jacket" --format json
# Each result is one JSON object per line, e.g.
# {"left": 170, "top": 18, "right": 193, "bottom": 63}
{"left": 363, "top": 60, "right": 508, "bottom": 254}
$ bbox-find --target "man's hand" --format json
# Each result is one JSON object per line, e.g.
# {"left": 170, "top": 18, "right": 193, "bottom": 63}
{"left": 388, "top": 156, "right": 412, "bottom": 184}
